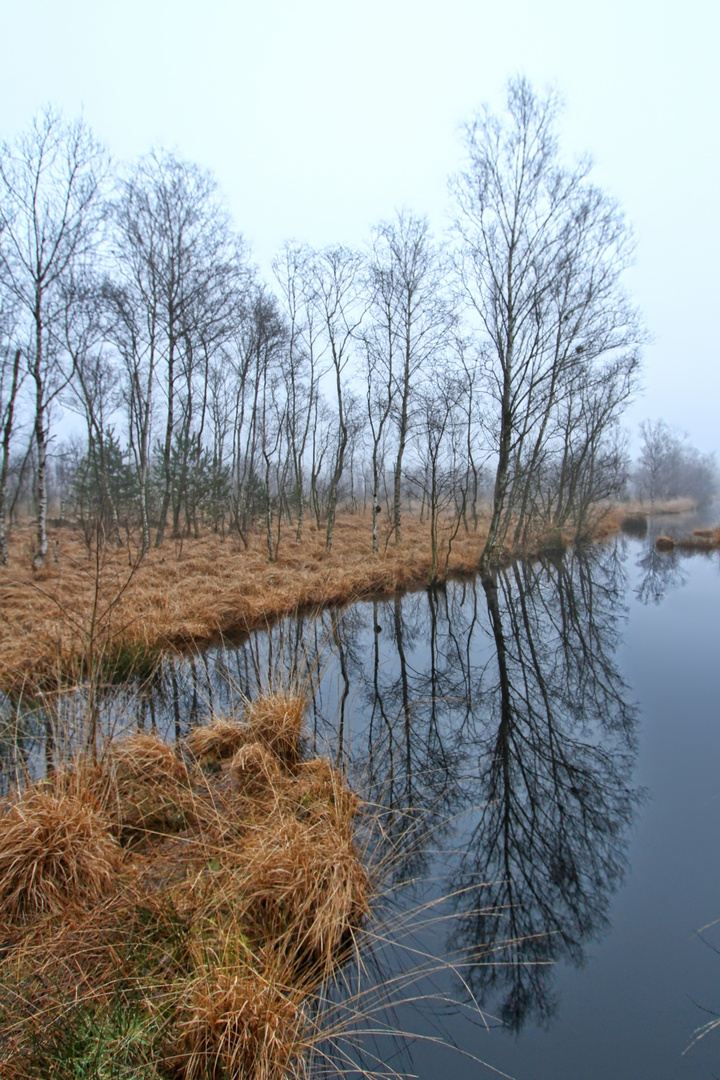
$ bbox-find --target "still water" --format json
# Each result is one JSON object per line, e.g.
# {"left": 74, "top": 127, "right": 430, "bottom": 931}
{"left": 5, "top": 513, "right": 720, "bottom": 1079}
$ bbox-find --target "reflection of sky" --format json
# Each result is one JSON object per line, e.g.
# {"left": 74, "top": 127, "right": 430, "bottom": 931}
{"left": 1, "top": 1, "right": 719, "bottom": 454}
{"left": 113, "top": 545, "right": 642, "bottom": 1068}
{"left": 152, "top": 537, "right": 720, "bottom": 1077}
{"left": 3, "top": 529, "right": 720, "bottom": 1077}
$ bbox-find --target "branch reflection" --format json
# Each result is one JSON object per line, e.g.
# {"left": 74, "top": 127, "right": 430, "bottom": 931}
{"left": 56, "top": 543, "right": 639, "bottom": 1037}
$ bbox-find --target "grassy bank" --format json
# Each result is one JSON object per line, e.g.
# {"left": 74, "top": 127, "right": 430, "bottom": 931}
{"left": 0, "top": 502, "right": 706, "bottom": 692}
{"left": 0, "top": 692, "right": 370, "bottom": 1079}
{"left": 654, "top": 527, "right": 720, "bottom": 552}
{"left": 1, "top": 512, "right": 488, "bottom": 691}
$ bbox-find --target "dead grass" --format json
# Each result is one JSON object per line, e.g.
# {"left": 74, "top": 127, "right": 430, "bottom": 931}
{"left": 245, "top": 692, "right": 307, "bottom": 764}
{"left": 676, "top": 527, "right": 720, "bottom": 551}
{"left": 229, "top": 742, "right": 282, "bottom": 797}
{"left": 0, "top": 787, "right": 122, "bottom": 920}
{"left": 0, "top": 512, "right": 487, "bottom": 691}
{"left": 0, "top": 692, "right": 370, "bottom": 1079}
{"left": 1, "top": 504, "right": 681, "bottom": 692}
{"left": 185, "top": 717, "right": 248, "bottom": 763}
{"left": 105, "top": 732, "right": 195, "bottom": 835}
{"left": 177, "top": 968, "right": 304, "bottom": 1080}
{"left": 239, "top": 813, "right": 369, "bottom": 971}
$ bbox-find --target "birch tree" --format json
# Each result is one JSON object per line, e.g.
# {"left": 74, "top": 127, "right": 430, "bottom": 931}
{"left": 452, "top": 78, "right": 642, "bottom": 569}
{"left": 0, "top": 110, "right": 106, "bottom": 566}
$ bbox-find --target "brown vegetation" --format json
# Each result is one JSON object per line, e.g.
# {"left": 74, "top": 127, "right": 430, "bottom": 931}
{"left": 0, "top": 513, "right": 489, "bottom": 691}
{"left": 652, "top": 526, "right": 720, "bottom": 554}
{"left": 0, "top": 787, "right": 121, "bottom": 919}
{"left": 678, "top": 528, "right": 720, "bottom": 550}
{"left": 0, "top": 692, "right": 369, "bottom": 1079}
{"left": 0, "top": 505, "right": 654, "bottom": 693}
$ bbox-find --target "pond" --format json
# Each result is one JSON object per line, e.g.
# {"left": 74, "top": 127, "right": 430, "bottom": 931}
{"left": 4, "top": 509, "right": 720, "bottom": 1079}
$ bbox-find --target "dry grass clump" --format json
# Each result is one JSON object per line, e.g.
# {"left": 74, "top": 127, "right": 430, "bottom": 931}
{"left": 229, "top": 742, "right": 282, "bottom": 797}
{"left": 293, "top": 757, "right": 361, "bottom": 830}
{"left": 241, "top": 813, "right": 370, "bottom": 969}
{"left": 0, "top": 692, "right": 370, "bottom": 1079}
{"left": 185, "top": 716, "right": 248, "bottom": 763}
{"left": 245, "top": 692, "right": 306, "bottom": 764}
{"left": 105, "top": 732, "right": 194, "bottom": 834}
{"left": 0, "top": 788, "right": 121, "bottom": 920}
{"left": 678, "top": 527, "right": 720, "bottom": 550}
{"left": 655, "top": 535, "right": 676, "bottom": 551}
{"left": 178, "top": 969, "right": 304, "bottom": 1080}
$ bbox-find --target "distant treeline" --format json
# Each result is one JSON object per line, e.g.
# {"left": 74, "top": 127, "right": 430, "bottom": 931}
{"left": 1, "top": 79, "right": 653, "bottom": 571}
{"left": 630, "top": 420, "right": 717, "bottom": 508}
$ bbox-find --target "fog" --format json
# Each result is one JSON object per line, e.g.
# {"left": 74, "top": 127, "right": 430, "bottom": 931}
{"left": 1, "top": 0, "right": 718, "bottom": 454}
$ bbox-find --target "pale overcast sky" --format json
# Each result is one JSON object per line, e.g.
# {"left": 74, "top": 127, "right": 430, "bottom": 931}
{"left": 1, "top": 0, "right": 718, "bottom": 455}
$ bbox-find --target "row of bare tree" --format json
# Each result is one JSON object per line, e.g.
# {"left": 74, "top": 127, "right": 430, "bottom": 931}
{"left": 632, "top": 419, "right": 717, "bottom": 507}
{"left": 0, "top": 79, "right": 645, "bottom": 572}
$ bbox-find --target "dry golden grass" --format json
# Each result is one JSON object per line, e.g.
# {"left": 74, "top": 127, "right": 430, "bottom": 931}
{"left": 678, "top": 527, "right": 720, "bottom": 550}
{"left": 245, "top": 692, "right": 307, "bottom": 765}
{"left": 2, "top": 502, "right": 682, "bottom": 692}
{"left": 0, "top": 692, "right": 369, "bottom": 1079}
{"left": 0, "top": 512, "right": 488, "bottom": 690}
{"left": 177, "top": 967, "right": 304, "bottom": 1080}
{"left": 0, "top": 787, "right": 122, "bottom": 920}
{"left": 239, "top": 812, "right": 369, "bottom": 971}
{"left": 292, "top": 757, "right": 361, "bottom": 832}
{"left": 104, "top": 732, "right": 195, "bottom": 835}
{"left": 185, "top": 717, "right": 248, "bottom": 763}
{"left": 229, "top": 742, "right": 282, "bottom": 797}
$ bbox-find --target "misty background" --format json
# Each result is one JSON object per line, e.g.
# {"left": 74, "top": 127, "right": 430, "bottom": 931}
{"left": 0, "top": 0, "right": 718, "bottom": 456}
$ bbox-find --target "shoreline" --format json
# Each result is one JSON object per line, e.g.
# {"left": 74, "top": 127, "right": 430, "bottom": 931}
{"left": 0, "top": 499, "right": 706, "bottom": 692}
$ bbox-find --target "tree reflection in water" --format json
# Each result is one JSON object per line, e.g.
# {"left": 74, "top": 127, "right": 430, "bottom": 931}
{"left": 1, "top": 544, "right": 640, "bottom": 1041}
{"left": 450, "top": 554, "right": 639, "bottom": 1030}
{"left": 127, "top": 543, "right": 640, "bottom": 1037}
{"left": 634, "top": 538, "right": 688, "bottom": 605}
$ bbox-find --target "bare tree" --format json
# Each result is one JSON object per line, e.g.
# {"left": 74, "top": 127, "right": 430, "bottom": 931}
{"left": 273, "top": 242, "right": 323, "bottom": 543}
{"left": 308, "top": 246, "right": 364, "bottom": 551}
{"left": 0, "top": 109, "right": 106, "bottom": 565}
{"left": 106, "top": 150, "right": 246, "bottom": 550}
{"left": 635, "top": 419, "right": 717, "bottom": 507}
{"left": 409, "top": 368, "right": 466, "bottom": 583}
{"left": 452, "top": 78, "right": 642, "bottom": 569}
{"left": 363, "top": 242, "right": 398, "bottom": 553}
{"left": 0, "top": 288, "right": 24, "bottom": 564}
{"left": 370, "top": 213, "right": 453, "bottom": 542}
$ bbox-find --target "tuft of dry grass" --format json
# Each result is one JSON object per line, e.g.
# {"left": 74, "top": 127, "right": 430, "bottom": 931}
{"left": 245, "top": 692, "right": 307, "bottom": 764}
{"left": 229, "top": 741, "right": 282, "bottom": 797}
{"left": 0, "top": 787, "right": 121, "bottom": 920}
{"left": 655, "top": 535, "right": 676, "bottom": 551}
{"left": 185, "top": 717, "right": 248, "bottom": 763}
{"left": 240, "top": 812, "right": 370, "bottom": 970}
{"left": 292, "top": 757, "right": 361, "bottom": 832}
{"left": 676, "top": 527, "right": 720, "bottom": 551}
{"left": 105, "top": 731, "right": 194, "bottom": 834}
{"left": 0, "top": 691, "right": 372, "bottom": 1080}
{"left": 177, "top": 968, "right": 304, "bottom": 1080}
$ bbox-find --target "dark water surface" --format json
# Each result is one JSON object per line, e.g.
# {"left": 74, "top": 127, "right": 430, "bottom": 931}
{"left": 5, "top": 511, "right": 720, "bottom": 1079}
